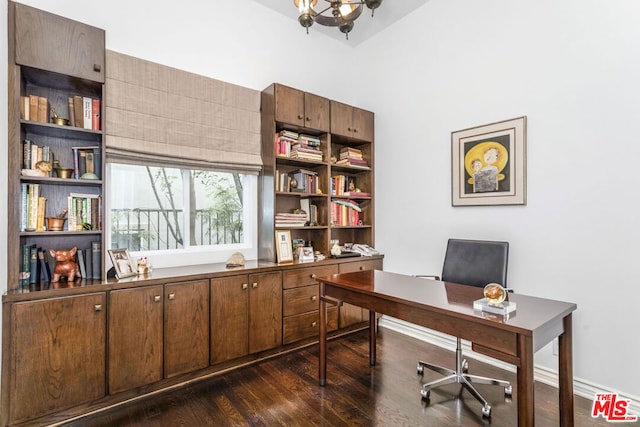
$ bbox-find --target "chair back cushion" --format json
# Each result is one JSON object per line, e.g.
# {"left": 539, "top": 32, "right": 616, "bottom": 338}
{"left": 441, "top": 239, "right": 509, "bottom": 288}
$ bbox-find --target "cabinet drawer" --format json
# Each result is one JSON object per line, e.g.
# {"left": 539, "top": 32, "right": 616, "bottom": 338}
{"left": 283, "top": 285, "right": 318, "bottom": 317}
{"left": 338, "top": 259, "right": 382, "bottom": 273}
{"left": 283, "top": 307, "right": 338, "bottom": 344}
{"left": 283, "top": 265, "right": 338, "bottom": 289}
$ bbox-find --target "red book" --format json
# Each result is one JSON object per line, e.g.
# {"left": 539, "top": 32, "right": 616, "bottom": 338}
{"left": 92, "top": 99, "right": 101, "bottom": 130}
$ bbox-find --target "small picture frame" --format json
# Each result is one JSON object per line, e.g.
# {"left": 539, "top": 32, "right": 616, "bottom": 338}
{"left": 108, "top": 248, "right": 137, "bottom": 279}
{"left": 275, "top": 230, "right": 293, "bottom": 264}
{"left": 299, "top": 246, "right": 315, "bottom": 263}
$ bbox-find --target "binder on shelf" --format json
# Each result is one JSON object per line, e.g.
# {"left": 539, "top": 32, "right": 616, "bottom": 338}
{"left": 91, "top": 241, "right": 101, "bottom": 279}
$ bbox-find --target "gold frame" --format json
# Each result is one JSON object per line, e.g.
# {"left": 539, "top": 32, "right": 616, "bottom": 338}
{"left": 275, "top": 230, "right": 294, "bottom": 264}
{"left": 452, "top": 116, "right": 527, "bottom": 206}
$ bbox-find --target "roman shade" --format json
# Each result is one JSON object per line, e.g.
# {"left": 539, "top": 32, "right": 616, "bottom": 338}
{"left": 105, "top": 50, "right": 262, "bottom": 173}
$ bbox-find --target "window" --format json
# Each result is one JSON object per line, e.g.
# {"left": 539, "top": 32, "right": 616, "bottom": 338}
{"left": 107, "top": 163, "right": 257, "bottom": 268}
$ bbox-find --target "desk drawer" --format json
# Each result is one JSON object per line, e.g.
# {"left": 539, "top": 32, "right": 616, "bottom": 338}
{"left": 338, "top": 259, "right": 382, "bottom": 273}
{"left": 283, "top": 285, "right": 319, "bottom": 317}
{"left": 283, "top": 265, "right": 339, "bottom": 289}
{"left": 283, "top": 307, "right": 338, "bottom": 344}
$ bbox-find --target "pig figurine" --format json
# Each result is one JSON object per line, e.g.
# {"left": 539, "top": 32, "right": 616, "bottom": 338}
{"left": 49, "top": 247, "right": 81, "bottom": 282}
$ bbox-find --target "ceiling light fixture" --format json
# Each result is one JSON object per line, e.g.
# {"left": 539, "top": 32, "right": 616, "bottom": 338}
{"left": 294, "top": 0, "right": 383, "bottom": 39}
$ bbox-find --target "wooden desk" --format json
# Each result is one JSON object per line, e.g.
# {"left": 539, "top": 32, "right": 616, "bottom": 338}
{"left": 317, "top": 270, "right": 577, "bottom": 427}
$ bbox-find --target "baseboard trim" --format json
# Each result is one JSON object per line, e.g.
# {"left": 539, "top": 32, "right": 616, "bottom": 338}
{"left": 378, "top": 316, "right": 640, "bottom": 416}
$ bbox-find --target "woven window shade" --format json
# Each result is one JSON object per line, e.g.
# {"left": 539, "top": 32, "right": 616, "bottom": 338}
{"left": 105, "top": 50, "right": 262, "bottom": 173}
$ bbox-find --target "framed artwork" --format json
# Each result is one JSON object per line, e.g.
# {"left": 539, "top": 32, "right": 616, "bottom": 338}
{"left": 108, "top": 248, "right": 137, "bottom": 279}
{"left": 275, "top": 230, "right": 293, "bottom": 264}
{"left": 451, "top": 116, "right": 527, "bottom": 206}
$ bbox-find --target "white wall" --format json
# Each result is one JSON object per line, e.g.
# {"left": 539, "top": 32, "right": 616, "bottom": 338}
{"left": 1, "top": 0, "right": 639, "bottom": 409}
{"left": 353, "top": 0, "right": 640, "bottom": 399}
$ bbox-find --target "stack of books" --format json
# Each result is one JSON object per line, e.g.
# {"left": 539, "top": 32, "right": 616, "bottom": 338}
{"left": 275, "top": 130, "right": 299, "bottom": 157}
{"left": 336, "top": 147, "right": 368, "bottom": 168}
{"left": 291, "top": 133, "right": 322, "bottom": 161}
{"left": 275, "top": 212, "right": 308, "bottom": 227}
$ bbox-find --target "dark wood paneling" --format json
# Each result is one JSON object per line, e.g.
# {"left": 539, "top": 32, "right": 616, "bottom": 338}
{"left": 10, "top": 293, "right": 105, "bottom": 424}
{"left": 108, "top": 286, "right": 163, "bottom": 394}
{"left": 164, "top": 280, "right": 209, "bottom": 378}
{"left": 210, "top": 275, "right": 249, "bottom": 364}
{"left": 248, "top": 271, "right": 282, "bottom": 353}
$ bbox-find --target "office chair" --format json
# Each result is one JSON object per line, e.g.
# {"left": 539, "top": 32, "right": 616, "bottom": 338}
{"left": 417, "top": 238, "right": 512, "bottom": 418}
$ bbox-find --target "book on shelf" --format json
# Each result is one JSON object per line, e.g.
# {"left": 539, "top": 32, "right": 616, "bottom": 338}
{"left": 26, "top": 183, "right": 39, "bottom": 231}
{"left": 91, "top": 240, "right": 101, "bottom": 279}
{"left": 290, "top": 168, "right": 318, "bottom": 193}
{"left": 73, "top": 95, "right": 84, "bottom": 128}
{"left": 36, "top": 196, "right": 46, "bottom": 232}
{"left": 330, "top": 200, "right": 362, "bottom": 226}
{"left": 29, "top": 244, "right": 38, "bottom": 284}
{"left": 38, "top": 248, "right": 51, "bottom": 282}
{"left": 37, "top": 96, "right": 48, "bottom": 123}
{"left": 20, "top": 244, "right": 31, "bottom": 286}
{"left": 92, "top": 98, "right": 101, "bottom": 130}
{"left": 275, "top": 169, "right": 291, "bottom": 192}
{"left": 331, "top": 175, "right": 361, "bottom": 196}
{"left": 84, "top": 248, "right": 93, "bottom": 280}
{"left": 82, "top": 97, "right": 92, "bottom": 130}
{"left": 29, "top": 95, "right": 38, "bottom": 122}
{"left": 68, "top": 193, "right": 102, "bottom": 230}
{"left": 22, "top": 139, "right": 31, "bottom": 169}
{"left": 275, "top": 212, "right": 308, "bottom": 227}
{"left": 20, "top": 183, "right": 28, "bottom": 231}
{"left": 68, "top": 97, "right": 76, "bottom": 127}
{"left": 20, "top": 96, "right": 30, "bottom": 120}
{"left": 77, "top": 248, "right": 87, "bottom": 278}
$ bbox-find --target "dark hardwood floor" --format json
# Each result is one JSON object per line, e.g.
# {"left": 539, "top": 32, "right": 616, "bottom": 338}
{"left": 67, "top": 327, "right": 607, "bottom": 426}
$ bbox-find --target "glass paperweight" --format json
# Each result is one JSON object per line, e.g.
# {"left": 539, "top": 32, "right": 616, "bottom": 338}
{"left": 473, "top": 283, "right": 516, "bottom": 315}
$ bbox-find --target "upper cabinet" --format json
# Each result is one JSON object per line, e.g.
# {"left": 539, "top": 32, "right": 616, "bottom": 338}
{"left": 14, "top": 2, "right": 105, "bottom": 83}
{"left": 330, "top": 100, "right": 374, "bottom": 142}
{"left": 274, "top": 84, "right": 330, "bottom": 132}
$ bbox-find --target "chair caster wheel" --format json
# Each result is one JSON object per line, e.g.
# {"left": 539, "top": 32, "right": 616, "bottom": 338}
{"left": 505, "top": 385, "right": 513, "bottom": 396}
{"left": 417, "top": 364, "right": 424, "bottom": 376}
{"left": 420, "top": 387, "right": 430, "bottom": 400}
{"left": 482, "top": 404, "right": 492, "bottom": 418}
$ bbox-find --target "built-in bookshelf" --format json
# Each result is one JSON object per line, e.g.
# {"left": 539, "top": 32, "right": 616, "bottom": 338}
{"left": 7, "top": 1, "right": 106, "bottom": 291}
{"left": 260, "top": 83, "right": 375, "bottom": 261}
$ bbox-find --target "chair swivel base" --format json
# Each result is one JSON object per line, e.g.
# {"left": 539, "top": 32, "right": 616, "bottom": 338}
{"left": 417, "top": 339, "right": 512, "bottom": 418}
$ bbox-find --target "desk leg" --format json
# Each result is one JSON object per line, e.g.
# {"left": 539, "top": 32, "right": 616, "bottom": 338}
{"left": 319, "top": 287, "right": 327, "bottom": 386}
{"left": 559, "top": 314, "right": 575, "bottom": 427}
{"left": 517, "top": 334, "right": 535, "bottom": 427}
{"left": 369, "top": 310, "right": 376, "bottom": 366}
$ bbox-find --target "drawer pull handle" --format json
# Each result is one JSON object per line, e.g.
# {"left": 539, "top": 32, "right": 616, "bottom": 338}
{"left": 242, "top": 283, "right": 248, "bottom": 290}
{"left": 154, "top": 295, "right": 161, "bottom": 303}
{"left": 252, "top": 282, "right": 258, "bottom": 289}
{"left": 310, "top": 274, "right": 317, "bottom": 279}
{"left": 168, "top": 293, "right": 175, "bottom": 300}
{"left": 360, "top": 266, "right": 365, "bottom": 270}
{"left": 94, "top": 304, "right": 102, "bottom": 312}
{"left": 298, "top": 114, "right": 304, "bottom": 119}
{"left": 311, "top": 295, "right": 317, "bottom": 302}
{"left": 311, "top": 321, "right": 317, "bottom": 327}
{"left": 93, "top": 64, "right": 101, "bottom": 72}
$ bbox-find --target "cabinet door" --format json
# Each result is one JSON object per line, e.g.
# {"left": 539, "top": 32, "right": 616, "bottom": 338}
{"left": 330, "top": 100, "right": 353, "bottom": 138}
{"left": 14, "top": 2, "right": 105, "bottom": 82}
{"left": 248, "top": 271, "right": 282, "bottom": 353}
{"left": 10, "top": 293, "right": 106, "bottom": 424}
{"left": 304, "top": 92, "right": 330, "bottom": 132}
{"left": 108, "top": 285, "right": 163, "bottom": 394}
{"left": 164, "top": 280, "right": 209, "bottom": 378}
{"left": 351, "top": 107, "right": 375, "bottom": 142}
{"left": 211, "top": 275, "right": 249, "bottom": 364}
{"left": 274, "top": 84, "right": 305, "bottom": 127}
